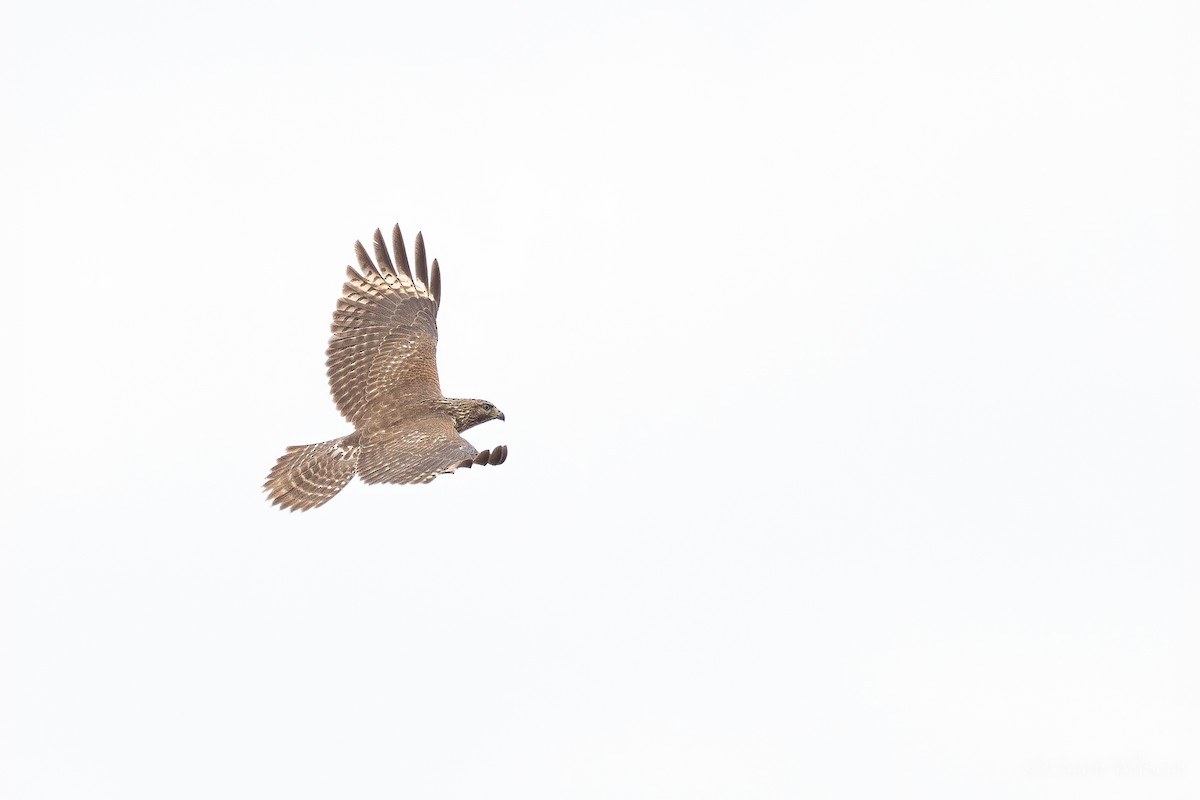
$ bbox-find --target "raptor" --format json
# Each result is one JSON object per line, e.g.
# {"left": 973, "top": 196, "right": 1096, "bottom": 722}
{"left": 264, "top": 225, "right": 507, "bottom": 511}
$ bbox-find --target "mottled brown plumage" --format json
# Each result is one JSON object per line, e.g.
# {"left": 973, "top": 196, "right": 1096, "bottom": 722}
{"left": 264, "top": 225, "right": 507, "bottom": 511}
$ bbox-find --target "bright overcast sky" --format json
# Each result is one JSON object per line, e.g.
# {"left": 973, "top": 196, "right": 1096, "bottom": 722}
{"left": 5, "top": 1, "right": 1199, "bottom": 798}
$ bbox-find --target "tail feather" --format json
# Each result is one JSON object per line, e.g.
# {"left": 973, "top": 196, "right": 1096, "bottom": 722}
{"left": 264, "top": 434, "right": 360, "bottom": 511}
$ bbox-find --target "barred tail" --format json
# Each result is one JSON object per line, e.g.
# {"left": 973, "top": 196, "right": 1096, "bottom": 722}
{"left": 263, "top": 433, "right": 360, "bottom": 511}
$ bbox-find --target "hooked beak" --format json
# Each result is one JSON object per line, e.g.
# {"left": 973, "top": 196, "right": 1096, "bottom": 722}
{"left": 498, "top": 411, "right": 506, "bottom": 421}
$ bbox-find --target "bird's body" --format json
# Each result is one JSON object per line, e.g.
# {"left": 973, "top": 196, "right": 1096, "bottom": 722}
{"left": 264, "top": 225, "right": 506, "bottom": 511}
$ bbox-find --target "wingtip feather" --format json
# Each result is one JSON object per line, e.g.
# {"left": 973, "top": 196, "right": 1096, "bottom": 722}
{"left": 372, "top": 228, "right": 395, "bottom": 276}
{"left": 354, "top": 240, "right": 380, "bottom": 277}
{"left": 391, "top": 224, "right": 413, "bottom": 278}
{"left": 414, "top": 232, "right": 428, "bottom": 289}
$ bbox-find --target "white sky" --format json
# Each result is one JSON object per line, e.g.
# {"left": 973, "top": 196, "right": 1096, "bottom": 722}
{"left": 4, "top": 1, "right": 1198, "bottom": 798}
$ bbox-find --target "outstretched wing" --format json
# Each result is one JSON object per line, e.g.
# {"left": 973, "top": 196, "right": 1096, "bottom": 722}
{"left": 357, "top": 413, "right": 508, "bottom": 485}
{"left": 327, "top": 225, "right": 445, "bottom": 426}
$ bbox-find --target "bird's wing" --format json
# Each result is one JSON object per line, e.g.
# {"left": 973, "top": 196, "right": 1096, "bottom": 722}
{"left": 357, "top": 413, "right": 508, "bottom": 485}
{"left": 326, "top": 225, "right": 445, "bottom": 426}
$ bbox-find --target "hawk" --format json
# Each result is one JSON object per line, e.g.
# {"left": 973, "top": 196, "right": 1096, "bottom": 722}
{"left": 264, "top": 225, "right": 507, "bottom": 511}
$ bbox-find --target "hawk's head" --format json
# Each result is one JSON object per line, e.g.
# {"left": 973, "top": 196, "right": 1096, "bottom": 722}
{"left": 443, "top": 398, "right": 505, "bottom": 432}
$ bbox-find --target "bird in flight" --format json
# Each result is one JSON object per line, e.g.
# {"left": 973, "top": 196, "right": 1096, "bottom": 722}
{"left": 264, "top": 225, "right": 507, "bottom": 511}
